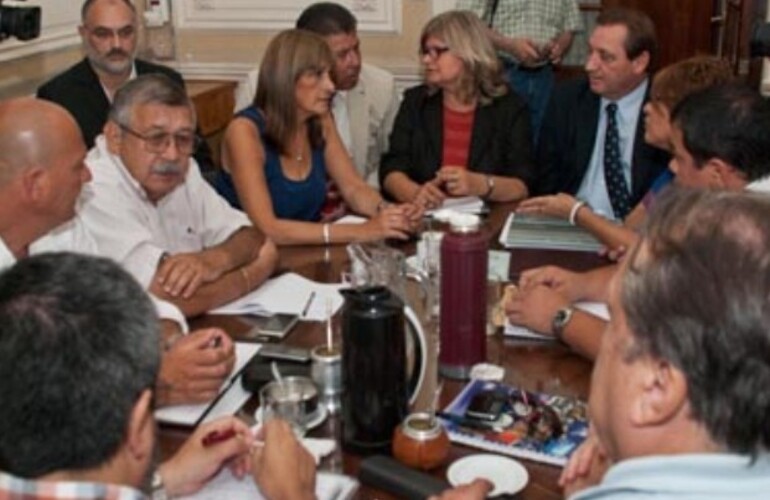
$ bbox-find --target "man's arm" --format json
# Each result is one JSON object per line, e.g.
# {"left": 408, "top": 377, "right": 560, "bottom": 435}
{"left": 150, "top": 237, "right": 279, "bottom": 318}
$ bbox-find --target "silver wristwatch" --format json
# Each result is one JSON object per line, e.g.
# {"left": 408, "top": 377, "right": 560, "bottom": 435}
{"left": 551, "top": 307, "right": 574, "bottom": 342}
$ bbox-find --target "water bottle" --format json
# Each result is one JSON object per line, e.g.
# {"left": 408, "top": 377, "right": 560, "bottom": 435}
{"left": 439, "top": 213, "right": 488, "bottom": 379}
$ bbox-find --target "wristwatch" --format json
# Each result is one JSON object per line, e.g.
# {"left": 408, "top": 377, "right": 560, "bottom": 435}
{"left": 151, "top": 470, "right": 167, "bottom": 500}
{"left": 551, "top": 307, "right": 574, "bottom": 342}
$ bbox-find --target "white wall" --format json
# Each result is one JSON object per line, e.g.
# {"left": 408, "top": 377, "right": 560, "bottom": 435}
{"left": 0, "top": 0, "right": 79, "bottom": 62}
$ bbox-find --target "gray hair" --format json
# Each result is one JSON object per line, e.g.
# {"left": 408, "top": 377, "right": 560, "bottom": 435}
{"left": 109, "top": 73, "right": 196, "bottom": 128}
{"left": 0, "top": 252, "right": 160, "bottom": 476}
{"left": 622, "top": 187, "right": 770, "bottom": 456}
{"left": 81, "top": 0, "right": 136, "bottom": 23}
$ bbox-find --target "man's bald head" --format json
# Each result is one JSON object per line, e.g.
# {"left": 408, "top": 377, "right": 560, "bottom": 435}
{"left": 0, "top": 98, "right": 83, "bottom": 187}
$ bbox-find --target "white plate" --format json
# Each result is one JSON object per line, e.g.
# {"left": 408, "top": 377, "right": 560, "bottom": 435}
{"left": 254, "top": 404, "right": 328, "bottom": 431}
{"left": 447, "top": 454, "right": 529, "bottom": 497}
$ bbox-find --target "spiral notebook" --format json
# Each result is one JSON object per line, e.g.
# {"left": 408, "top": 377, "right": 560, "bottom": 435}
{"left": 439, "top": 379, "right": 589, "bottom": 466}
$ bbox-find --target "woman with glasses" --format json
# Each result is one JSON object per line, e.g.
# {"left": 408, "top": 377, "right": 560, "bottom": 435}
{"left": 516, "top": 56, "right": 733, "bottom": 255}
{"left": 217, "top": 29, "right": 421, "bottom": 246}
{"left": 379, "top": 10, "right": 535, "bottom": 209}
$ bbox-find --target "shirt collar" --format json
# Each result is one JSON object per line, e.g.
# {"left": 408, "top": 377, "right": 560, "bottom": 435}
{"left": 601, "top": 77, "right": 649, "bottom": 122}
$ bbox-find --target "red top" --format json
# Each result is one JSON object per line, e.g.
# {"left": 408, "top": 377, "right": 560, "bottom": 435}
{"left": 441, "top": 106, "right": 475, "bottom": 168}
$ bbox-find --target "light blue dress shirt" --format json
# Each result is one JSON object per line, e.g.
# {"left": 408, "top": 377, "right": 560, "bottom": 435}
{"left": 571, "top": 453, "right": 770, "bottom": 499}
{"left": 576, "top": 79, "right": 648, "bottom": 220}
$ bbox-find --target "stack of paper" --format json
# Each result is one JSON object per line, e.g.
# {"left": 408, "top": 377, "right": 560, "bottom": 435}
{"left": 427, "top": 196, "right": 485, "bottom": 216}
{"left": 178, "top": 470, "right": 358, "bottom": 500}
{"left": 210, "top": 272, "right": 345, "bottom": 321}
{"left": 498, "top": 213, "right": 603, "bottom": 252}
{"left": 504, "top": 301, "right": 609, "bottom": 340}
{"left": 155, "top": 342, "right": 261, "bottom": 426}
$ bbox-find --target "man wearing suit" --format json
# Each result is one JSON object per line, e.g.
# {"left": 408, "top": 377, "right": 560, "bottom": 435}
{"left": 297, "top": 2, "right": 400, "bottom": 189}
{"left": 37, "top": 0, "right": 213, "bottom": 171}
{"left": 537, "top": 8, "right": 669, "bottom": 220}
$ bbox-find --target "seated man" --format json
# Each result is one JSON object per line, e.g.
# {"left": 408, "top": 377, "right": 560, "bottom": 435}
{"left": 0, "top": 252, "right": 315, "bottom": 500}
{"left": 536, "top": 8, "right": 669, "bottom": 220}
{"left": 80, "top": 73, "right": 278, "bottom": 318}
{"left": 436, "top": 188, "right": 770, "bottom": 499}
{"left": 507, "top": 83, "right": 770, "bottom": 359}
{"left": 37, "top": 0, "right": 214, "bottom": 172}
{"left": 0, "top": 96, "right": 235, "bottom": 407}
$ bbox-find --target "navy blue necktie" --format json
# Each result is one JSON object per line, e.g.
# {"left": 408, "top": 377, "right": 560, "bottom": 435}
{"left": 603, "top": 103, "right": 631, "bottom": 219}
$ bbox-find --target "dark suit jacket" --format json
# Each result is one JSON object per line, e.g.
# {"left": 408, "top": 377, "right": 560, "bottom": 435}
{"left": 535, "top": 77, "right": 669, "bottom": 205}
{"left": 37, "top": 58, "right": 213, "bottom": 169}
{"left": 379, "top": 85, "right": 536, "bottom": 192}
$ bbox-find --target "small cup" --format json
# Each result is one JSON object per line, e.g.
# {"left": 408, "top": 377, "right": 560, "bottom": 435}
{"left": 311, "top": 345, "right": 342, "bottom": 415}
{"left": 260, "top": 376, "right": 318, "bottom": 437}
{"left": 486, "top": 279, "right": 505, "bottom": 335}
{"left": 392, "top": 412, "right": 451, "bottom": 470}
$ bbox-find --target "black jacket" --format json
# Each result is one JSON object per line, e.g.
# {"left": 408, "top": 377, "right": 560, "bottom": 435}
{"left": 37, "top": 58, "right": 213, "bottom": 169}
{"left": 380, "top": 84, "right": 536, "bottom": 192}
{"left": 535, "top": 77, "right": 669, "bottom": 204}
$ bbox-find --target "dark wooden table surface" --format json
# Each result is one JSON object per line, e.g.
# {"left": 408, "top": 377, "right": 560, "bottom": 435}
{"left": 160, "top": 202, "right": 607, "bottom": 499}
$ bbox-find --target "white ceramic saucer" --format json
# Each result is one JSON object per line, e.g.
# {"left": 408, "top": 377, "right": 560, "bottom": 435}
{"left": 254, "top": 404, "right": 328, "bottom": 431}
{"left": 447, "top": 454, "right": 529, "bottom": 497}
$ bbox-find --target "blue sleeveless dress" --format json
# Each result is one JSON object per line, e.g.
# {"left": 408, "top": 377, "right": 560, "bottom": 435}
{"left": 215, "top": 107, "right": 327, "bottom": 222}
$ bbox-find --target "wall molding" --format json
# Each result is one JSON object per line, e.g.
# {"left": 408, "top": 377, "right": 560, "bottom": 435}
{"left": 174, "top": 0, "right": 402, "bottom": 33}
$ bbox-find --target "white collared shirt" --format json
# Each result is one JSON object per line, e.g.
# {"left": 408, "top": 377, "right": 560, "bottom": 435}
{"left": 577, "top": 79, "right": 649, "bottom": 220}
{"left": 0, "top": 220, "right": 189, "bottom": 332}
{"left": 80, "top": 135, "right": 251, "bottom": 290}
{"left": 331, "top": 90, "right": 353, "bottom": 155}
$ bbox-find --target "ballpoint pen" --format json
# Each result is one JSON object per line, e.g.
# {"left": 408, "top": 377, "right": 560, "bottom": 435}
{"left": 301, "top": 291, "right": 316, "bottom": 318}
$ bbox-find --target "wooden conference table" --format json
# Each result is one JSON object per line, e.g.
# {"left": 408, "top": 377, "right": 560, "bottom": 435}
{"left": 160, "top": 202, "right": 607, "bottom": 499}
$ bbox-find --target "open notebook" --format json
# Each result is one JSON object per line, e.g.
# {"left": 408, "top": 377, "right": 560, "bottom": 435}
{"left": 155, "top": 342, "right": 260, "bottom": 426}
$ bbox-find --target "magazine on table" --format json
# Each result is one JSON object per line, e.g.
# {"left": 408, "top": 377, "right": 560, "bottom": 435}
{"left": 439, "top": 379, "right": 589, "bottom": 466}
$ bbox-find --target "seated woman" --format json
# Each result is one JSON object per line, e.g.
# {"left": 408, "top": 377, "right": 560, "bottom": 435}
{"left": 379, "top": 10, "right": 535, "bottom": 209}
{"left": 517, "top": 56, "right": 733, "bottom": 254}
{"left": 217, "top": 30, "right": 420, "bottom": 246}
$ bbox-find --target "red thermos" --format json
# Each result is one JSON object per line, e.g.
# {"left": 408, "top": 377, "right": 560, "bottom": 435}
{"left": 439, "top": 214, "right": 488, "bottom": 379}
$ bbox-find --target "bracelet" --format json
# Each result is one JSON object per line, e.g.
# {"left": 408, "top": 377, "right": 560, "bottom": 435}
{"left": 482, "top": 175, "right": 495, "bottom": 200}
{"left": 322, "top": 223, "right": 331, "bottom": 245}
{"left": 569, "top": 200, "right": 587, "bottom": 226}
{"left": 239, "top": 267, "right": 251, "bottom": 293}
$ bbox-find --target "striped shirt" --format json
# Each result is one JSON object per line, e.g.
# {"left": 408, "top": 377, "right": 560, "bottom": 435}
{"left": 0, "top": 472, "right": 145, "bottom": 500}
{"left": 457, "top": 0, "right": 583, "bottom": 47}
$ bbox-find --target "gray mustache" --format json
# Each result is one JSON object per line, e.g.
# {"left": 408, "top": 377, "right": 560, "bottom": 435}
{"left": 151, "top": 163, "right": 183, "bottom": 175}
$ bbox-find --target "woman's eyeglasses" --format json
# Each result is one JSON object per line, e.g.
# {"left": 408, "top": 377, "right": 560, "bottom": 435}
{"left": 419, "top": 45, "right": 450, "bottom": 59}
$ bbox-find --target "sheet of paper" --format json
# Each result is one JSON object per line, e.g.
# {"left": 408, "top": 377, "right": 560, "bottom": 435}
{"left": 210, "top": 273, "right": 345, "bottom": 321}
{"left": 177, "top": 470, "right": 359, "bottom": 500}
{"left": 427, "top": 195, "right": 485, "bottom": 216}
{"left": 504, "top": 301, "right": 609, "bottom": 340}
{"left": 155, "top": 342, "right": 260, "bottom": 426}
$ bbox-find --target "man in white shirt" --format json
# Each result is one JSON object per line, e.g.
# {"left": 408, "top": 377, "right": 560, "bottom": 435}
{"left": 0, "top": 96, "right": 235, "bottom": 407}
{"left": 80, "top": 73, "right": 278, "bottom": 318}
{"left": 296, "top": 2, "right": 400, "bottom": 189}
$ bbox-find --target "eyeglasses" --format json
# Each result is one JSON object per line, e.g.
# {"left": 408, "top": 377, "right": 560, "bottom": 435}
{"left": 419, "top": 45, "right": 450, "bottom": 59}
{"left": 119, "top": 124, "right": 200, "bottom": 155}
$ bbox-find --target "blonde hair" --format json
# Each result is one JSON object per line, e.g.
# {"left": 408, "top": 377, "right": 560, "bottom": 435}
{"left": 420, "top": 10, "right": 507, "bottom": 105}
{"left": 254, "top": 29, "right": 333, "bottom": 154}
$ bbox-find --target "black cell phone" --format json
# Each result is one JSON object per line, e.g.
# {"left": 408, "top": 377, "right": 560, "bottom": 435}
{"left": 243, "top": 313, "right": 299, "bottom": 339}
{"left": 465, "top": 390, "right": 506, "bottom": 422}
{"left": 258, "top": 343, "right": 311, "bottom": 363}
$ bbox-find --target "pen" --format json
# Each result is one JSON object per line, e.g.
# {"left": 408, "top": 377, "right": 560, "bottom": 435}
{"left": 301, "top": 291, "right": 316, "bottom": 318}
{"left": 201, "top": 428, "right": 266, "bottom": 450}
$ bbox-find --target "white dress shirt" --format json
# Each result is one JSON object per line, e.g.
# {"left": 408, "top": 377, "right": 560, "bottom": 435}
{"left": 80, "top": 135, "right": 252, "bottom": 290}
{"left": 577, "top": 79, "right": 648, "bottom": 220}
